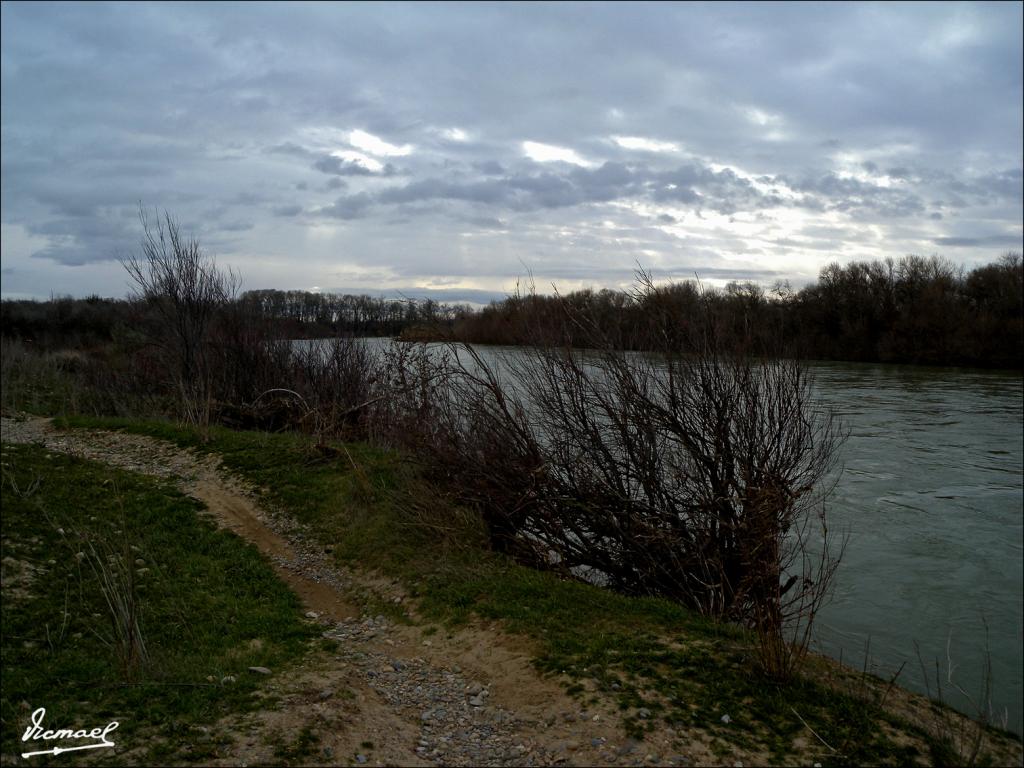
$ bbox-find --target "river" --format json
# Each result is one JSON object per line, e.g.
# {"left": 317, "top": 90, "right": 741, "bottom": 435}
{"left": 808, "top": 361, "right": 1022, "bottom": 734}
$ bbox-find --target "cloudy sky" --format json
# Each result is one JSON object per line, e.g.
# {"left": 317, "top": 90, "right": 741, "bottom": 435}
{"left": 2, "top": 2, "right": 1021, "bottom": 302}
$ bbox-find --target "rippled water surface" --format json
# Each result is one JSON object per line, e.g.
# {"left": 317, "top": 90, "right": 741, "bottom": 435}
{"left": 807, "top": 362, "right": 1023, "bottom": 734}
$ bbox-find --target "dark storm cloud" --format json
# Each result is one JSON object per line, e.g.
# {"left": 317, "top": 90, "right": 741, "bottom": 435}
{"left": 2, "top": 1, "right": 1021, "bottom": 297}
{"left": 321, "top": 166, "right": 629, "bottom": 217}
{"left": 220, "top": 220, "right": 255, "bottom": 232}
{"left": 266, "top": 142, "right": 313, "bottom": 158}
{"left": 377, "top": 177, "right": 514, "bottom": 207}
{"left": 320, "top": 193, "right": 375, "bottom": 220}
{"left": 459, "top": 215, "right": 507, "bottom": 230}
{"left": 312, "top": 155, "right": 379, "bottom": 177}
{"left": 651, "top": 164, "right": 784, "bottom": 212}
{"left": 475, "top": 161, "right": 506, "bottom": 176}
{"left": 966, "top": 168, "right": 1024, "bottom": 204}
{"left": 933, "top": 234, "right": 1023, "bottom": 248}
{"left": 787, "top": 173, "right": 928, "bottom": 218}
{"left": 314, "top": 156, "right": 944, "bottom": 224}
{"left": 24, "top": 215, "right": 136, "bottom": 266}
{"left": 320, "top": 160, "right": 786, "bottom": 219}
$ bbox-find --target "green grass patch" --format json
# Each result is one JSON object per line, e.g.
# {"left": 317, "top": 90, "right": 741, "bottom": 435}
{"left": 1, "top": 441, "right": 316, "bottom": 764}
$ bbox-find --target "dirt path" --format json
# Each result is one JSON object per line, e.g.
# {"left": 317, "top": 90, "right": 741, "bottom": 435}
{"left": 1, "top": 417, "right": 708, "bottom": 767}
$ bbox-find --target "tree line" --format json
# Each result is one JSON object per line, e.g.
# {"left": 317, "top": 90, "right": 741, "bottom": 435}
{"left": 239, "top": 289, "right": 473, "bottom": 338}
{"left": 3, "top": 252, "right": 1020, "bottom": 368}
{"left": 451, "top": 253, "right": 1023, "bottom": 369}
{"left": 0, "top": 290, "right": 470, "bottom": 348}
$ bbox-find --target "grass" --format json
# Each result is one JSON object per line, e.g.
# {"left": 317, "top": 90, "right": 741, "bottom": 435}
{"left": 46, "top": 416, "right": 1024, "bottom": 766}
{"left": 0, "top": 440, "right": 317, "bottom": 764}
{"left": 0, "top": 340, "right": 85, "bottom": 417}
{"left": 0, "top": 339, "right": 170, "bottom": 420}
{"left": 271, "top": 722, "right": 322, "bottom": 763}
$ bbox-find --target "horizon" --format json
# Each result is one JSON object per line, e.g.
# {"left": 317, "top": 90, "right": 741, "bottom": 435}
{"left": 1, "top": 251, "right": 1018, "bottom": 308}
{"left": 2, "top": 2, "right": 1022, "bottom": 301}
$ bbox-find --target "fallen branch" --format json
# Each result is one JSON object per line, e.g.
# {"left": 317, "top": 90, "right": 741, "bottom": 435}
{"left": 791, "top": 706, "right": 839, "bottom": 755}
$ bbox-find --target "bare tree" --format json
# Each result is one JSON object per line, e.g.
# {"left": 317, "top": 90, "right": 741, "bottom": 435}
{"left": 122, "top": 207, "right": 239, "bottom": 429}
{"left": 401, "top": 274, "right": 847, "bottom": 680}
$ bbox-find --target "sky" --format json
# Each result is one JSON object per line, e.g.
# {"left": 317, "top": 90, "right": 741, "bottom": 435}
{"left": 1, "top": 1, "right": 1022, "bottom": 303}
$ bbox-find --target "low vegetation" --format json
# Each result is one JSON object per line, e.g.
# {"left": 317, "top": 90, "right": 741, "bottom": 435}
{"left": 0, "top": 440, "right": 317, "bottom": 763}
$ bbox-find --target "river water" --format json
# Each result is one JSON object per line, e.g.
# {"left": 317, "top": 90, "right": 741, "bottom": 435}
{"left": 329, "top": 339, "right": 1024, "bottom": 732}
{"left": 808, "top": 362, "right": 1023, "bottom": 734}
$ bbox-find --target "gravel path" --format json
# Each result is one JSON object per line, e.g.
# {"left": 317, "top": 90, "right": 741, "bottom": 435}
{"left": 2, "top": 416, "right": 699, "bottom": 766}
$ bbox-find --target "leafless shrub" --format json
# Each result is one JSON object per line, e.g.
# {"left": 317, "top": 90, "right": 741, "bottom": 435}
{"left": 414, "top": 343, "right": 550, "bottom": 561}
{"left": 369, "top": 340, "right": 457, "bottom": 449}
{"left": 396, "top": 275, "right": 847, "bottom": 680}
{"left": 122, "top": 207, "right": 240, "bottom": 433}
{"left": 208, "top": 298, "right": 294, "bottom": 414}
{"left": 289, "top": 337, "right": 381, "bottom": 441}
{"left": 220, "top": 336, "right": 386, "bottom": 446}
